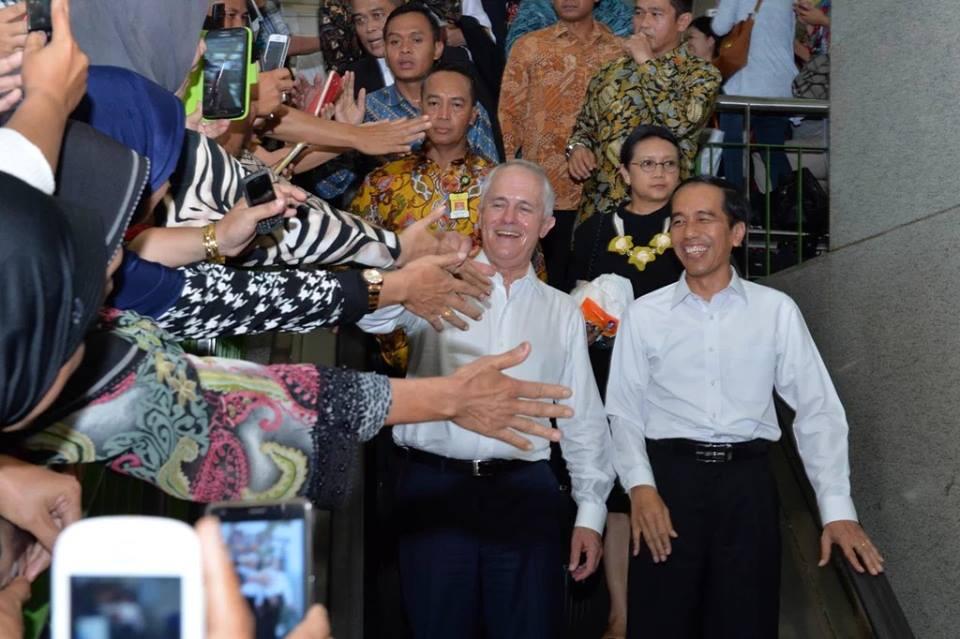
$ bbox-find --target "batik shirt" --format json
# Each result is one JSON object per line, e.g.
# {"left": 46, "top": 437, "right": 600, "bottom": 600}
{"left": 314, "top": 84, "right": 500, "bottom": 199}
{"left": 351, "top": 150, "right": 493, "bottom": 242}
{"left": 499, "top": 20, "right": 624, "bottom": 210}
{"left": 568, "top": 46, "right": 722, "bottom": 224}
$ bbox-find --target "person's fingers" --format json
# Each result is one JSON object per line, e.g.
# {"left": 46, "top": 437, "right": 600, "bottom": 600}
{"left": 507, "top": 376, "right": 573, "bottom": 402}
{"left": 641, "top": 512, "right": 664, "bottom": 562}
{"left": 568, "top": 536, "right": 582, "bottom": 572}
{"left": 22, "top": 30, "right": 44, "bottom": 54}
{"left": 439, "top": 307, "right": 469, "bottom": 331}
{"left": 487, "top": 425, "right": 534, "bottom": 451}
{"left": 0, "top": 577, "right": 30, "bottom": 606}
{"left": 357, "top": 87, "right": 366, "bottom": 112}
{"left": 817, "top": 531, "right": 832, "bottom": 567}
{"left": 21, "top": 544, "right": 51, "bottom": 582}
{"left": 247, "top": 197, "right": 287, "bottom": 221}
{"left": 274, "top": 181, "right": 309, "bottom": 201}
{"left": 195, "top": 517, "right": 254, "bottom": 638}
{"left": 0, "top": 87, "right": 21, "bottom": 112}
{"left": 447, "top": 274, "right": 487, "bottom": 304}
{"left": 486, "top": 341, "right": 530, "bottom": 371}
{"left": 0, "top": 3, "right": 27, "bottom": 23}
{"left": 841, "top": 542, "right": 866, "bottom": 574}
{"left": 0, "top": 72, "right": 20, "bottom": 92}
{"left": 445, "top": 292, "right": 483, "bottom": 322}
{"left": 631, "top": 518, "right": 642, "bottom": 557}
{"left": 0, "top": 51, "right": 21, "bottom": 74}
{"left": 427, "top": 315, "right": 444, "bottom": 332}
{"left": 504, "top": 415, "right": 560, "bottom": 444}
{"left": 287, "top": 604, "right": 332, "bottom": 639}
{"left": 857, "top": 544, "right": 884, "bottom": 576}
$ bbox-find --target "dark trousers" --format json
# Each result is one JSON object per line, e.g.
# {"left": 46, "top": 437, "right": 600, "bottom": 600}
{"left": 395, "top": 455, "right": 566, "bottom": 639}
{"left": 719, "top": 112, "right": 793, "bottom": 192}
{"left": 543, "top": 209, "right": 577, "bottom": 289}
{"left": 626, "top": 445, "right": 781, "bottom": 639}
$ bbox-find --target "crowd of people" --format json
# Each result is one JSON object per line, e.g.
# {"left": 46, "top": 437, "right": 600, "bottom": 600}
{"left": 0, "top": 0, "right": 862, "bottom": 637}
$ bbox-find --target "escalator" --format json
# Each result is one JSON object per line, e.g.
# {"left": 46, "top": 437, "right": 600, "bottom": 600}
{"left": 774, "top": 400, "right": 914, "bottom": 639}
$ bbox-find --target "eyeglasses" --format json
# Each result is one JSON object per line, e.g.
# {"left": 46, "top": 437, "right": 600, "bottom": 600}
{"left": 630, "top": 159, "right": 680, "bottom": 173}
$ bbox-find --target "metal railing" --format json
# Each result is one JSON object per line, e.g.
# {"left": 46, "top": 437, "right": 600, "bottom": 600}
{"left": 698, "top": 96, "right": 830, "bottom": 279}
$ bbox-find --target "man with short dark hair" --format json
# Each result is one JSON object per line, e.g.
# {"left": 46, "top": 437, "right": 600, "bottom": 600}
{"left": 344, "top": 0, "right": 403, "bottom": 95}
{"left": 567, "top": 0, "right": 721, "bottom": 225}
{"left": 499, "top": 0, "right": 624, "bottom": 287}
{"left": 607, "top": 177, "right": 885, "bottom": 638}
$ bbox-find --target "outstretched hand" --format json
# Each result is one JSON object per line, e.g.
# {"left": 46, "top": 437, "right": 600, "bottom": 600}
{"left": 447, "top": 342, "right": 572, "bottom": 450}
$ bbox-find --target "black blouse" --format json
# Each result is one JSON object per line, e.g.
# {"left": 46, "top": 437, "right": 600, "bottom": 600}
{"left": 567, "top": 202, "right": 684, "bottom": 396}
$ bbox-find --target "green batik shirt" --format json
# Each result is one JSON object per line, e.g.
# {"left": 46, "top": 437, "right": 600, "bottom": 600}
{"left": 568, "top": 45, "right": 722, "bottom": 224}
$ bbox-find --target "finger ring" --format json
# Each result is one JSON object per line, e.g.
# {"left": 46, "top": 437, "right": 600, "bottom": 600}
{"left": 442, "top": 309, "right": 453, "bottom": 318}
{"left": 281, "top": 91, "right": 290, "bottom": 103}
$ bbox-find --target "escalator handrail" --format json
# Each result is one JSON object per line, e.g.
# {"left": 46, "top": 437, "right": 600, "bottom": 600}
{"left": 774, "top": 398, "right": 916, "bottom": 639}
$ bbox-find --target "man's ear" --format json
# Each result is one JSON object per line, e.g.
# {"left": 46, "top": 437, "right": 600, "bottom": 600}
{"left": 676, "top": 12, "right": 693, "bottom": 33}
{"left": 434, "top": 39, "right": 444, "bottom": 61}
{"left": 539, "top": 215, "right": 557, "bottom": 239}
{"left": 618, "top": 164, "right": 631, "bottom": 186}
{"left": 731, "top": 220, "right": 747, "bottom": 247}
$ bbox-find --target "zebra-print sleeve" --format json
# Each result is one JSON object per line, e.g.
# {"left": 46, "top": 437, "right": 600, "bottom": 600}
{"left": 160, "top": 131, "right": 401, "bottom": 269}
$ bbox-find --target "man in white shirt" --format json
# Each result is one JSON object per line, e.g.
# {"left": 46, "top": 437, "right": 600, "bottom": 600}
{"left": 358, "top": 159, "right": 614, "bottom": 638}
{"left": 607, "top": 176, "right": 884, "bottom": 638}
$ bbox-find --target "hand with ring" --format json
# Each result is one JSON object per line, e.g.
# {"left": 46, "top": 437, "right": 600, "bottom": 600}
{"left": 819, "top": 520, "right": 885, "bottom": 576}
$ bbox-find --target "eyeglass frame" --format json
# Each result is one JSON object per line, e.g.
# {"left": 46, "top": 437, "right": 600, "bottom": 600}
{"left": 629, "top": 159, "right": 681, "bottom": 173}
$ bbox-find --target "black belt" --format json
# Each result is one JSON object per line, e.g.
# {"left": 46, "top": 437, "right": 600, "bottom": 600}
{"left": 646, "top": 438, "right": 770, "bottom": 463}
{"left": 399, "top": 446, "right": 536, "bottom": 477}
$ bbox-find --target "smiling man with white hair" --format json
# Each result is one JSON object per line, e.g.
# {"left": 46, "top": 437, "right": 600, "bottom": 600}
{"left": 358, "top": 159, "right": 613, "bottom": 638}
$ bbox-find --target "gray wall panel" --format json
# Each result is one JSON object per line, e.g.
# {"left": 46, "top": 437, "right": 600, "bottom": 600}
{"left": 766, "top": 206, "right": 960, "bottom": 638}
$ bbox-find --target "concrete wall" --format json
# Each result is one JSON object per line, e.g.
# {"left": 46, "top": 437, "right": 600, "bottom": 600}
{"left": 764, "top": 2, "right": 960, "bottom": 636}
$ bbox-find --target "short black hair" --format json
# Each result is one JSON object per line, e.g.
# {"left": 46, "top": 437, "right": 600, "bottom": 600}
{"left": 423, "top": 61, "right": 477, "bottom": 105}
{"left": 689, "top": 16, "right": 720, "bottom": 56}
{"left": 619, "top": 125, "right": 680, "bottom": 167}
{"left": 669, "top": 0, "right": 693, "bottom": 15}
{"left": 384, "top": 2, "right": 443, "bottom": 43}
{"left": 672, "top": 176, "right": 750, "bottom": 227}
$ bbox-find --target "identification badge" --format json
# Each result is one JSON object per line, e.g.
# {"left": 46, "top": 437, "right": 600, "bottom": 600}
{"left": 448, "top": 192, "right": 470, "bottom": 219}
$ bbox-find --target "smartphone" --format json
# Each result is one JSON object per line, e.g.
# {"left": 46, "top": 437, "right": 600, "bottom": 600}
{"left": 241, "top": 168, "right": 285, "bottom": 234}
{"left": 204, "top": 2, "right": 226, "bottom": 31}
{"left": 261, "top": 34, "right": 290, "bottom": 72}
{"left": 26, "top": 0, "right": 52, "bottom": 36}
{"left": 206, "top": 499, "right": 314, "bottom": 638}
{"left": 305, "top": 71, "right": 343, "bottom": 116}
{"left": 51, "top": 516, "right": 205, "bottom": 639}
{"left": 203, "top": 27, "right": 253, "bottom": 120}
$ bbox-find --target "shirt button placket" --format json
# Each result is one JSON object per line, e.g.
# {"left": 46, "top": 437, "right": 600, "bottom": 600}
{"left": 707, "top": 309, "right": 721, "bottom": 425}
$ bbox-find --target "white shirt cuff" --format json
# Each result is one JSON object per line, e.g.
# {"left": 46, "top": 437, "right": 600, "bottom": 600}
{"left": 818, "top": 495, "right": 858, "bottom": 526}
{"left": 574, "top": 501, "right": 607, "bottom": 535}
{"left": 621, "top": 464, "right": 657, "bottom": 493}
{"left": 0, "top": 128, "right": 55, "bottom": 195}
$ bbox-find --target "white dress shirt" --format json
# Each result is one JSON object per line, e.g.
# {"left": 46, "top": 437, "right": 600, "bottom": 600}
{"left": 358, "top": 253, "right": 615, "bottom": 533}
{"left": 606, "top": 268, "right": 857, "bottom": 526}
{"left": 376, "top": 57, "right": 395, "bottom": 87}
{"left": 712, "top": 0, "right": 798, "bottom": 98}
{"left": 0, "top": 128, "right": 56, "bottom": 194}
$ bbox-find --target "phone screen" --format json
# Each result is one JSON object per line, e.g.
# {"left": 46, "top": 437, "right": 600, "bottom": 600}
{"left": 26, "top": 0, "right": 52, "bottom": 35}
{"left": 219, "top": 519, "right": 307, "bottom": 638}
{"left": 203, "top": 28, "right": 250, "bottom": 120}
{"left": 261, "top": 39, "right": 288, "bottom": 72}
{"left": 70, "top": 576, "right": 182, "bottom": 639}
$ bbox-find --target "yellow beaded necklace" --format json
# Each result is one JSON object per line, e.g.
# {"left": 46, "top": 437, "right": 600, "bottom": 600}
{"left": 606, "top": 211, "right": 672, "bottom": 271}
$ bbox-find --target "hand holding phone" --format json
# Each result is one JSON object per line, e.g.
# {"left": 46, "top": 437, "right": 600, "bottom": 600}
{"left": 52, "top": 516, "right": 205, "bottom": 639}
{"left": 206, "top": 499, "right": 315, "bottom": 638}
{"left": 203, "top": 27, "right": 253, "bottom": 120}
{"left": 19, "top": 0, "right": 88, "bottom": 116}
{"left": 241, "top": 168, "right": 284, "bottom": 235}
{"left": 26, "top": 0, "right": 51, "bottom": 37}
{"left": 261, "top": 33, "right": 290, "bottom": 72}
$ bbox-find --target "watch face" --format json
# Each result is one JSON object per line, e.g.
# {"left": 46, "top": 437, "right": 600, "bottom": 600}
{"left": 363, "top": 269, "right": 383, "bottom": 285}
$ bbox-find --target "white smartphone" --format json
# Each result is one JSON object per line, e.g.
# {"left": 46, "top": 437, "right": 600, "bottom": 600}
{"left": 261, "top": 33, "right": 290, "bottom": 72}
{"left": 206, "top": 499, "right": 314, "bottom": 638}
{"left": 51, "top": 516, "right": 205, "bottom": 639}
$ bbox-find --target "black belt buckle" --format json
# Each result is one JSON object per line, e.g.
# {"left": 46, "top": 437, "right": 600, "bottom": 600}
{"left": 695, "top": 443, "right": 733, "bottom": 463}
{"left": 471, "top": 460, "right": 490, "bottom": 477}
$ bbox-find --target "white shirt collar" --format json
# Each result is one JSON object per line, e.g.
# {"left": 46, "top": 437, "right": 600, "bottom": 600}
{"left": 671, "top": 266, "right": 748, "bottom": 308}
{"left": 475, "top": 250, "right": 539, "bottom": 294}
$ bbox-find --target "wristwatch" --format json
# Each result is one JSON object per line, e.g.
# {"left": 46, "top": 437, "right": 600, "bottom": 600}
{"left": 565, "top": 142, "right": 584, "bottom": 160}
{"left": 362, "top": 268, "right": 384, "bottom": 312}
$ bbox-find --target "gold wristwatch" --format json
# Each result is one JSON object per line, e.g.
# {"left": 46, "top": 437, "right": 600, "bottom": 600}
{"left": 362, "top": 269, "right": 384, "bottom": 311}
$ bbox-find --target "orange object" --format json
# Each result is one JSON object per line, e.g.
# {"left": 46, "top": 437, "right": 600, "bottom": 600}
{"left": 581, "top": 297, "right": 619, "bottom": 338}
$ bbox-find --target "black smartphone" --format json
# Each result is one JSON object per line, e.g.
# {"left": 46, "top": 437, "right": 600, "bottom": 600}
{"left": 206, "top": 499, "right": 315, "bottom": 638}
{"left": 26, "top": 0, "right": 52, "bottom": 36}
{"left": 202, "top": 27, "right": 252, "bottom": 120}
{"left": 204, "top": 3, "right": 226, "bottom": 31}
{"left": 241, "top": 168, "right": 284, "bottom": 234}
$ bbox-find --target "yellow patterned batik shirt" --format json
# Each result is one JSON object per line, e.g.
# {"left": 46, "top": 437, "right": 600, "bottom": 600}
{"left": 568, "top": 45, "right": 722, "bottom": 224}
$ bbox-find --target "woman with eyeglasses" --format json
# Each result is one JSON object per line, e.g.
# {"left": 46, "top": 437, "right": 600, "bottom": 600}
{"left": 565, "top": 123, "right": 683, "bottom": 639}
